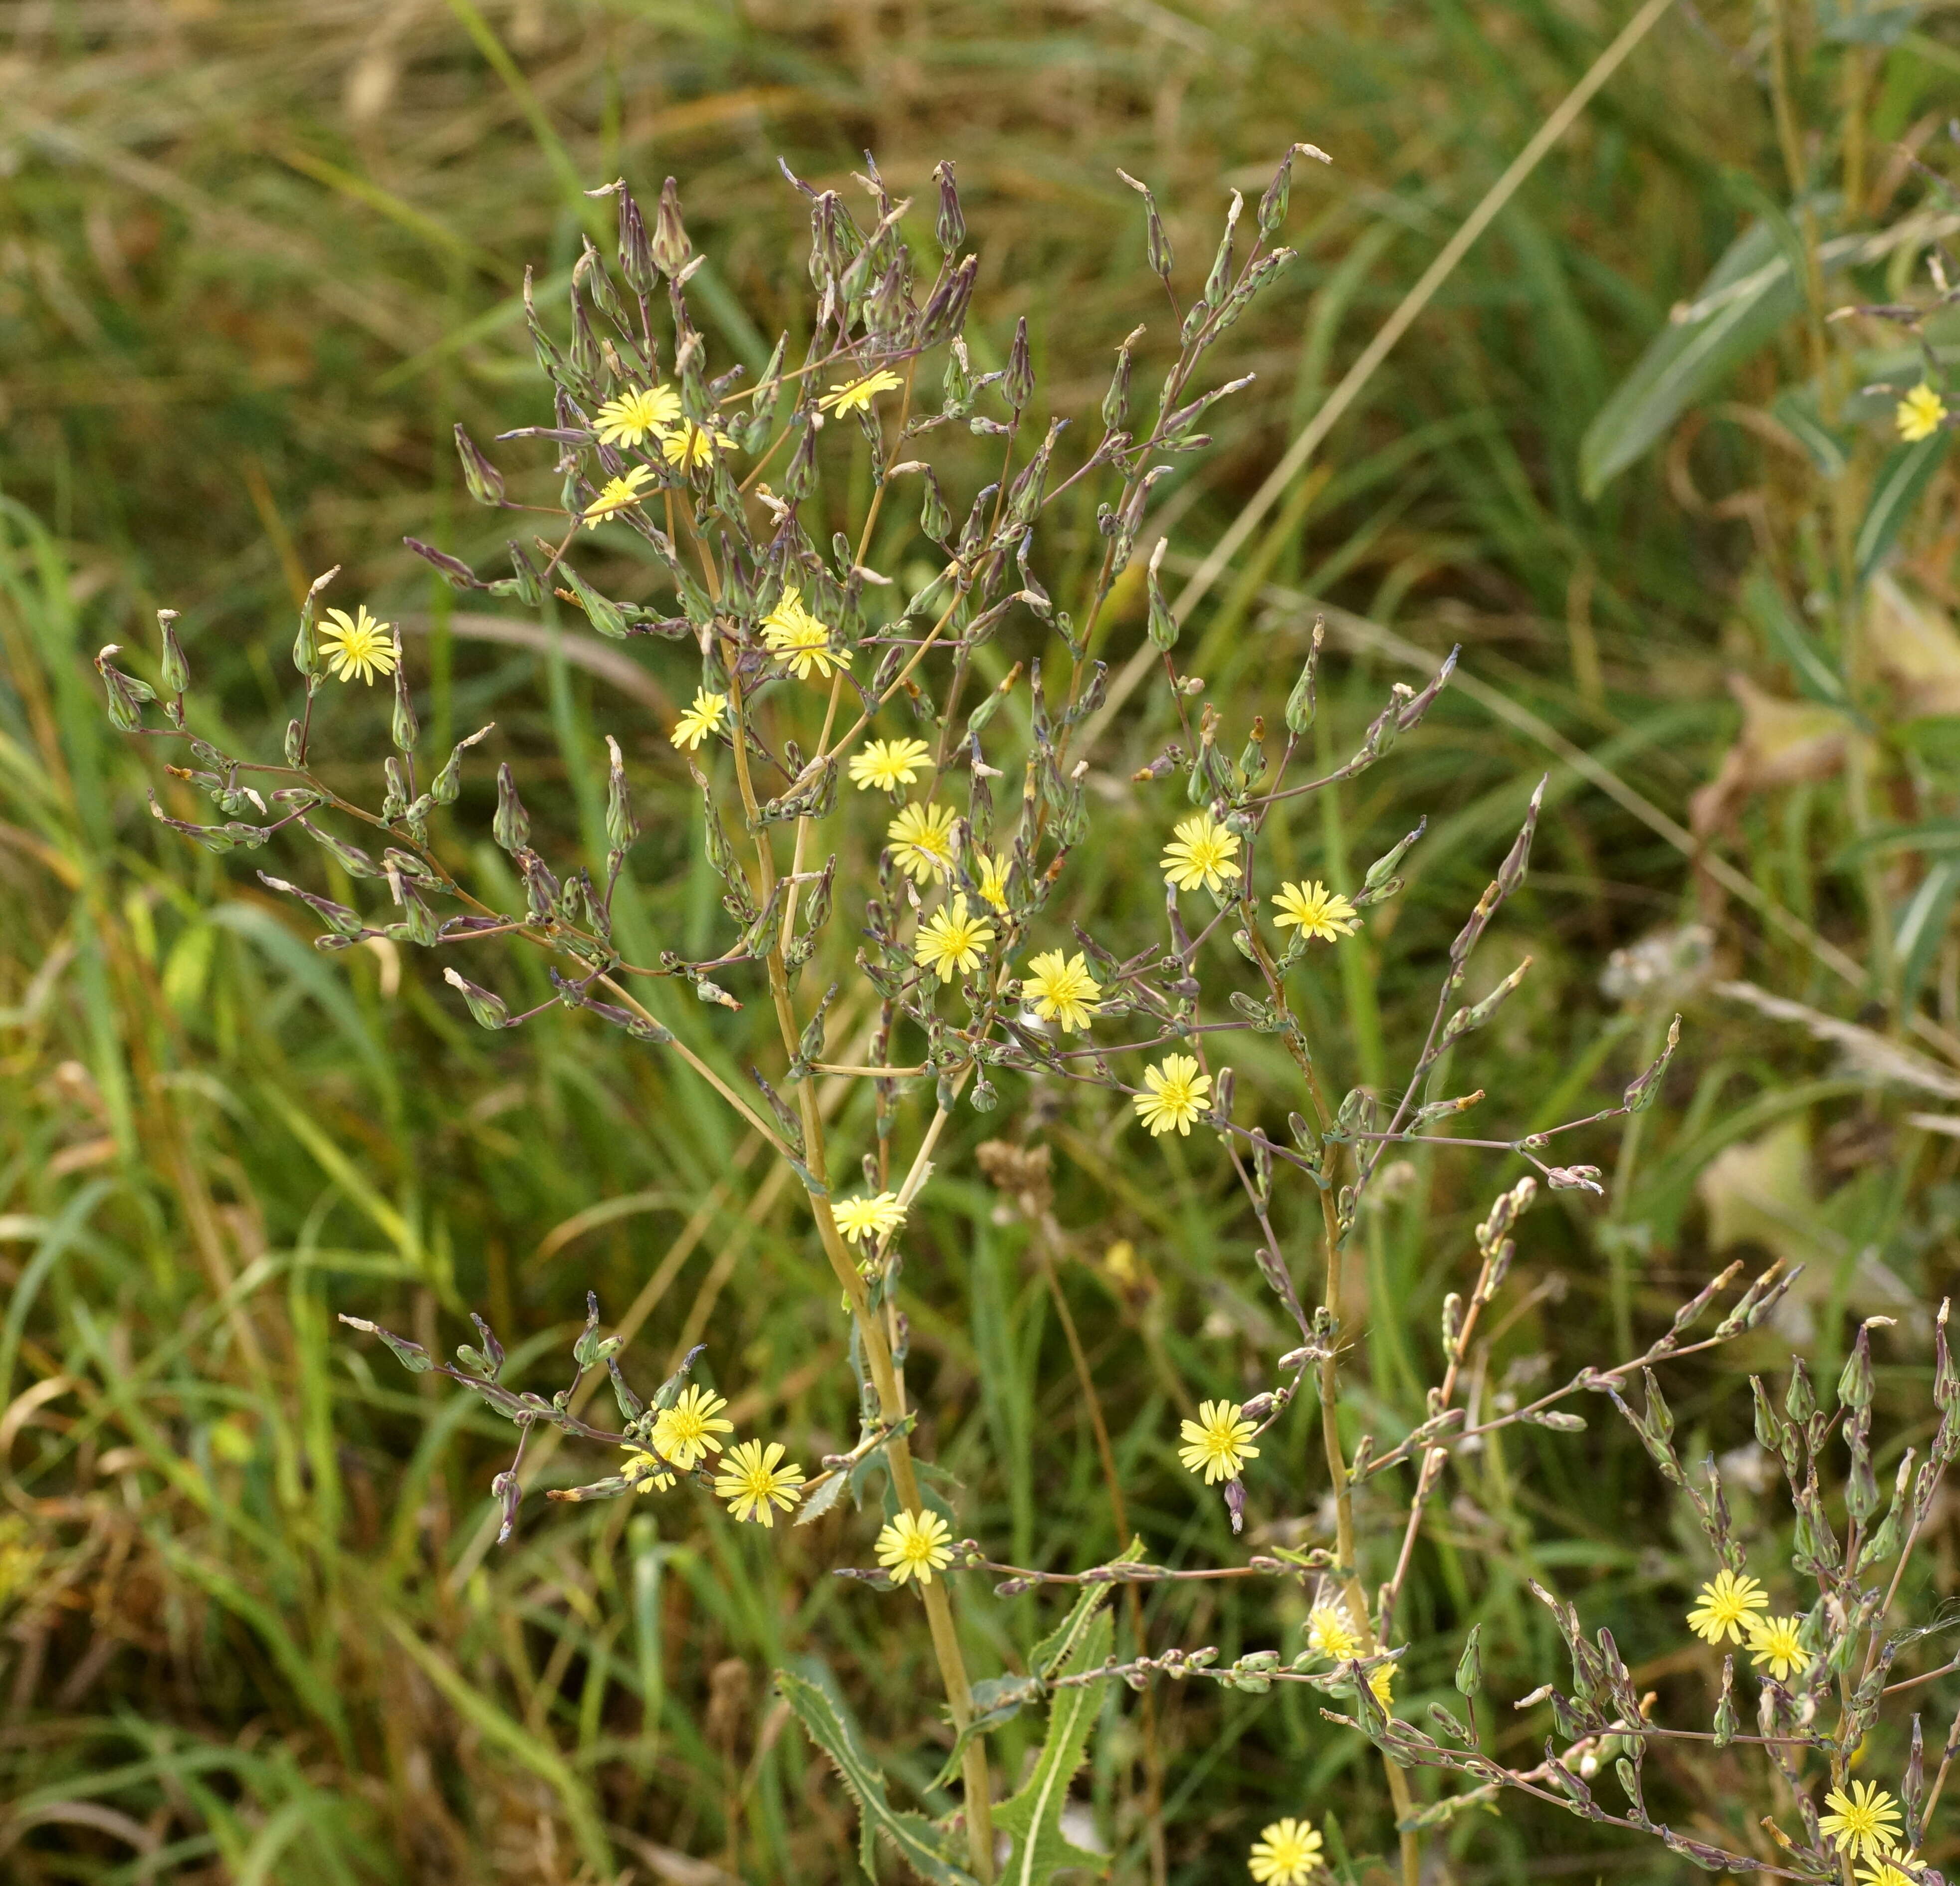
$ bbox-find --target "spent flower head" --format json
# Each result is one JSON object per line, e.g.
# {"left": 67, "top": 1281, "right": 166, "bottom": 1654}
{"left": 1161, "top": 812, "right": 1242, "bottom": 894}
{"left": 319, "top": 606, "right": 398, "bottom": 686}
{"left": 713, "top": 1439, "right": 806, "bottom": 1526}
{"left": 1133, "top": 1054, "right": 1212, "bottom": 1136}
{"left": 1686, "top": 1569, "right": 1768, "bottom": 1646}
{"left": 1178, "top": 1399, "right": 1259, "bottom": 1484}
{"left": 875, "top": 1508, "right": 954, "bottom": 1587}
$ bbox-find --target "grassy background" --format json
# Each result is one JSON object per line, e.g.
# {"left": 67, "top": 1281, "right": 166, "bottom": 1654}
{"left": 4, "top": 1, "right": 1960, "bottom": 1881}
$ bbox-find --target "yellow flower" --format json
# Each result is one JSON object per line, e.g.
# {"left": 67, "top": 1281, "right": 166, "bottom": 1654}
{"left": 1746, "top": 1614, "right": 1809, "bottom": 1682}
{"left": 1365, "top": 1662, "right": 1394, "bottom": 1707}
{"left": 713, "top": 1439, "right": 806, "bottom": 1526}
{"left": 1161, "top": 812, "right": 1242, "bottom": 894}
{"left": 848, "top": 737, "right": 932, "bottom": 793}
{"left": 875, "top": 1508, "right": 955, "bottom": 1587}
{"left": 1821, "top": 1781, "right": 1903, "bottom": 1861}
{"left": 650, "top": 1385, "right": 734, "bottom": 1472}
{"left": 1133, "top": 1054, "right": 1212, "bottom": 1137}
{"left": 1023, "top": 949, "right": 1101, "bottom": 1033}
{"left": 594, "top": 384, "right": 680, "bottom": 448}
{"left": 887, "top": 801, "right": 958, "bottom": 883}
{"left": 1178, "top": 1399, "right": 1259, "bottom": 1484}
{"left": 835, "top": 1192, "right": 906, "bottom": 1245}
{"left": 1272, "top": 880, "right": 1360, "bottom": 941}
{"left": 1306, "top": 1604, "right": 1360, "bottom": 1661}
{"left": 761, "top": 585, "right": 849, "bottom": 680}
{"left": 583, "top": 464, "right": 657, "bottom": 527}
{"left": 916, "top": 895, "right": 996, "bottom": 983}
{"left": 1248, "top": 1816, "right": 1324, "bottom": 1886}
{"left": 1896, "top": 382, "right": 1947, "bottom": 443}
{"left": 820, "top": 368, "right": 904, "bottom": 416}
{"left": 319, "top": 606, "right": 399, "bottom": 686}
{"left": 660, "top": 419, "right": 719, "bottom": 470}
{"left": 621, "top": 1447, "right": 674, "bottom": 1493}
{"left": 1686, "top": 1569, "right": 1768, "bottom": 1646}
{"left": 974, "top": 850, "right": 1011, "bottom": 913}
{"left": 1858, "top": 1855, "right": 1921, "bottom": 1886}
{"left": 671, "top": 688, "right": 728, "bottom": 752}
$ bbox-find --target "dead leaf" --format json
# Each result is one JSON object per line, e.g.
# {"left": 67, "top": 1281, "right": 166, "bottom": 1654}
{"left": 1870, "top": 573, "right": 1960, "bottom": 717}
{"left": 1690, "top": 677, "right": 1848, "bottom": 837}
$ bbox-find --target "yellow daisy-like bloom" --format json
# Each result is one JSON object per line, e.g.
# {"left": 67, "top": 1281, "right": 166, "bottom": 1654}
{"left": 1745, "top": 1614, "right": 1809, "bottom": 1682}
{"left": 1820, "top": 1782, "right": 1904, "bottom": 1861}
{"left": 848, "top": 737, "right": 932, "bottom": 793}
{"left": 1858, "top": 1855, "right": 1922, "bottom": 1886}
{"left": 887, "top": 801, "right": 958, "bottom": 884}
{"left": 621, "top": 1447, "right": 675, "bottom": 1493}
{"left": 874, "top": 1508, "right": 955, "bottom": 1587}
{"left": 834, "top": 1192, "right": 906, "bottom": 1245}
{"left": 1023, "top": 949, "right": 1101, "bottom": 1033}
{"left": 1686, "top": 1568, "right": 1768, "bottom": 1646}
{"left": 713, "top": 1439, "right": 806, "bottom": 1527}
{"left": 820, "top": 368, "right": 904, "bottom": 416}
{"left": 916, "top": 895, "right": 996, "bottom": 984}
{"left": 583, "top": 464, "right": 657, "bottom": 527}
{"left": 1305, "top": 1604, "right": 1361, "bottom": 1661}
{"left": 1896, "top": 381, "right": 1947, "bottom": 443}
{"left": 671, "top": 688, "right": 728, "bottom": 752}
{"left": 1365, "top": 1663, "right": 1394, "bottom": 1707}
{"left": 974, "top": 850, "right": 1011, "bottom": 914}
{"left": 594, "top": 384, "right": 680, "bottom": 448}
{"left": 1248, "top": 1816, "right": 1324, "bottom": 1886}
{"left": 1178, "top": 1399, "right": 1260, "bottom": 1484}
{"left": 319, "top": 606, "right": 399, "bottom": 686}
{"left": 1161, "top": 812, "right": 1243, "bottom": 894}
{"left": 761, "top": 585, "right": 850, "bottom": 680}
{"left": 661, "top": 419, "right": 719, "bottom": 470}
{"left": 1272, "top": 880, "right": 1361, "bottom": 941}
{"left": 650, "top": 1385, "right": 734, "bottom": 1472}
{"left": 1133, "top": 1054, "right": 1213, "bottom": 1137}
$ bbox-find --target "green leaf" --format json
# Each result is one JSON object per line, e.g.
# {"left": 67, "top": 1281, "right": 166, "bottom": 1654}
{"left": 1742, "top": 569, "right": 1847, "bottom": 706}
{"left": 991, "top": 1610, "right": 1112, "bottom": 1886}
{"left": 777, "top": 1668, "right": 977, "bottom": 1886}
{"left": 1580, "top": 216, "right": 1805, "bottom": 500}
{"left": 1770, "top": 387, "right": 1850, "bottom": 478}
{"left": 1856, "top": 431, "right": 1952, "bottom": 582}
{"left": 1897, "top": 858, "right": 1960, "bottom": 1015}
{"left": 930, "top": 1672, "right": 1048, "bottom": 1790}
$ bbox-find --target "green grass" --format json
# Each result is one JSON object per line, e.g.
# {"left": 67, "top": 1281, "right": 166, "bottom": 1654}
{"left": 4, "top": 1, "right": 1960, "bottom": 1882}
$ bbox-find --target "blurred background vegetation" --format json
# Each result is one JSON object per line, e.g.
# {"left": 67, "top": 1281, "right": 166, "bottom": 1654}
{"left": 5, "top": 0, "right": 1960, "bottom": 1881}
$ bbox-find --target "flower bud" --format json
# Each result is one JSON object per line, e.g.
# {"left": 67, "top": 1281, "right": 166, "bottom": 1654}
{"left": 390, "top": 645, "right": 418, "bottom": 753}
{"left": 652, "top": 176, "right": 690, "bottom": 279}
{"left": 494, "top": 762, "right": 530, "bottom": 853}
{"left": 158, "top": 610, "right": 190, "bottom": 696}
{"left": 616, "top": 185, "right": 655, "bottom": 297}
{"left": 1145, "top": 539, "right": 1178, "bottom": 650}
{"left": 1005, "top": 314, "right": 1033, "bottom": 413}
{"left": 1284, "top": 618, "right": 1325, "bottom": 734}
{"left": 454, "top": 423, "right": 506, "bottom": 507}
{"left": 933, "top": 158, "right": 965, "bottom": 253}
{"left": 444, "top": 967, "right": 511, "bottom": 1030}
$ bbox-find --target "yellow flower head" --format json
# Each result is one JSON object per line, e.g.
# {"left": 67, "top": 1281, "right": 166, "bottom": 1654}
{"left": 1272, "top": 879, "right": 1361, "bottom": 941}
{"left": 974, "top": 850, "right": 1011, "bottom": 914}
{"left": 621, "top": 1447, "right": 675, "bottom": 1493}
{"left": 916, "top": 894, "right": 996, "bottom": 984}
{"left": 1134, "top": 1054, "right": 1213, "bottom": 1137}
{"left": 887, "top": 801, "right": 958, "bottom": 884}
{"left": 1161, "top": 812, "right": 1243, "bottom": 894}
{"left": 1858, "top": 1856, "right": 1923, "bottom": 1886}
{"left": 761, "top": 585, "right": 849, "bottom": 680}
{"left": 1365, "top": 1661, "right": 1395, "bottom": 1707}
{"left": 1306, "top": 1604, "right": 1360, "bottom": 1662}
{"left": 1248, "top": 1815, "right": 1324, "bottom": 1886}
{"left": 650, "top": 1384, "right": 734, "bottom": 1472}
{"left": 1746, "top": 1613, "right": 1809, "bottom": 1683}
{"left": 319, "top": 606, "right": 399, "bottom": 686}
{"left": 1686, "top": 1568, "right": 1768, "bottom": 1646}
{"left": 671, "top": 687, "right": 728, "bottom": 752}
{"left": 1897, "top": 382, "right": 1947, "bottom": 443}
{"left": 583, "top": 464, "right": 657, "bottom": 527}
{"left": 820, "top": 368, "right": 904, "bottom": 416}
{"left": 594, "top": 384, "right": 680, "bottom": 448}
{"left": 834, "top": 1192, "right": 906, "bottom": 1245}
{"left": 849, "top": 737, "right": 932, "bottom": 793}
{"left": 875, "top": 1508, "right": 955, "bottom": 1587}
{"left": 713, "top": 1439, "right": 806, "bottom": 1527}
{"left": 1821, "top": 1781, "right": 1904, "bottom": 1862}
{"left": 1178, "top": 1398, "right": 1259, "bottom": 1484}
{"left": 1023, "top": 949, "right": 1101, "bottom": 1033}
{"left": 661, "top": 419, "right": 719, "bottom": 471}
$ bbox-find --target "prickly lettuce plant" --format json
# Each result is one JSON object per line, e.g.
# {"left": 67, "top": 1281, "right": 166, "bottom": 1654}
{"left": 96, "top": 154, "right": 1956, "bottom": 1886}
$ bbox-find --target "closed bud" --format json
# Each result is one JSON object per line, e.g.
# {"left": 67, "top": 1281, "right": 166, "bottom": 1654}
{"left": 390, "top": 648, "right": 418, "bottom": 753}
{"left": 494, "top": 762, "right": 530, "bottom": 853}
{"left": 1259, "top": 141, "right": 1327, "bottom": 240}
{"left": 1455, "top": 1624, "right": 1482, "bottom": 1695}
{"left": 942, "top": 336, "right": 973, "bottom": 417}
{"left": 453, "top": 423, "right": 505, "bottom": 506}
{"left": 443, "top": 967, "right": 511, "bottom": 1030}
{"left": 1361, "top": 817, "right": 1426, "bottom": 895}
{"left": 617, "top": 186, "right": 655, "bottom": 297}
{"left": 1117, "top": 169, "right": 1173, "bottom": 284}
{"left": 1785, "top": 1358, "right": 1816, "bottom": 1425}
{"left": 1203, "top": 191, "right": 1242, "bottom": 312}
{"left": 1712, "top": 1656, "right": 1736, "bottom": 1747}
{"left": 933, "top": 158, "right": 965, "bottom": 253}
{"left": 1005, "top": 315, "right": 1033, "bottom": 413}
{"left": 293, "top": 565, "right": 338, "bottom": 682}
{"left": 1838, "top": 1323, "right": 1875, "bottom": 1413}
{"left": 506, "top": 540, "right": 546, "bottom": 608}
{"left": 651, "top": 176, "right": 690, "bottom": 279}
{"left": 784, "top": 418, "right": 819, "bottom": 505}
{"left": 605, "top": 734, "right": 636, "bottom": 853}
{"left": 1101, "top": 325, "right": 1142, "bottom": 433}
{"left": 428, "top": 725, "right": 491, "bottom": 807}
{"left": 285, "top": 718, "right": 304, "bottom": 766}
{"left": 94, "top": 646, "right": 153, "bottom": 731}
{"left": 918, "top": 464, "right": 951, "bottom": 542}
{"left": 1145, "top": 539, "right": 1178, "bottom": 650}
{"left": 558, "top": 563, "right": 630, "bottom": 640}
{"left": 158, "top": 611, "right": 189, "bottom": 695}
{"left": 1284, "top": 617, "right": 1325, "bottom": 734}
